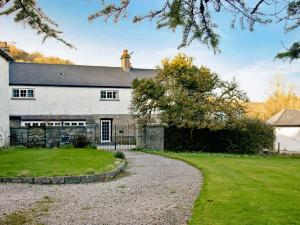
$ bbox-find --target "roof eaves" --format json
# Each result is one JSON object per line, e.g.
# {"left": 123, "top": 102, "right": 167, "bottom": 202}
{"left": 0, "top": 49, "right": 14, "bottom": 62}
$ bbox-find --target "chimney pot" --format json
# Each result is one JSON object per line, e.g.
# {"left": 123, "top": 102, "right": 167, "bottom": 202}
{"left": 121, "top": 49, "right": 131, "bottom": 72}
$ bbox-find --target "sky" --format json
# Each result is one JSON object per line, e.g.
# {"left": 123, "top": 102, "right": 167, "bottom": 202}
{"left": 0, "top": 0, "right": 299, "bottom": 101}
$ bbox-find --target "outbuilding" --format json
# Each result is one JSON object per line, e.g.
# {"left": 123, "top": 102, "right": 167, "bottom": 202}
{"left": 267, "top": 109, "right": 300, "bottom": 153}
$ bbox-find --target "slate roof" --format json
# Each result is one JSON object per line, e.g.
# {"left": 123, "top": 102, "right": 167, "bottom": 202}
{"left": 267, "top": 109, "right": 300, "bottom": 126}
{"left": 9, "top": 62, "right": 155, "bottom": 88}
{"left": 0, "top": 49, "right": 14, "bottom": 61}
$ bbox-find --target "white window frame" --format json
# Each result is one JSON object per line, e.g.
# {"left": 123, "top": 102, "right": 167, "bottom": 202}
{"left": 101, "top": 120, "right": 111, "bottom": 143}
{"left": 100, "top": 90, "right": 119, "bottom": 101}
{"left": 12, "top": 88, "right": 35, "bottom": 99}
{"left": 21, "top": 121, "right": 48, "bottom": 127}
{"left": 21, "top": 120, "right": 86, "bottom": 127}
{"left": 63, "top": 121, "right": 86, "bottom": 126}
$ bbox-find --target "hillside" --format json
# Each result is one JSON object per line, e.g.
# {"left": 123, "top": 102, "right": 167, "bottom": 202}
{"left": 1, "top": 42, "right": 73, "bottom": 64}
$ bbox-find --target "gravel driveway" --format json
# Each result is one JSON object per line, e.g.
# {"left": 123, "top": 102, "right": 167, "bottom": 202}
{"left": 0, "top": 151, "right": 202, "bottom": 225}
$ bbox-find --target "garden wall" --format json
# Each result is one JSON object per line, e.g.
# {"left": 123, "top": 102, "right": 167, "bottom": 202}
{"left": 10, "top": 126, "right": 96, "bottom": 148}
{"left": 136, "top": 125, "right": 164, "bottom": 150}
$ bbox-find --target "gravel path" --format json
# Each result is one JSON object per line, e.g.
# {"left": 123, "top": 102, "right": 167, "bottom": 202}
{"left": 0, "top": 151, "right": 202, "bottom": 225}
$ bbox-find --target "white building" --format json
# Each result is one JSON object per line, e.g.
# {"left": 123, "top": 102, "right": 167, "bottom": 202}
{"left": 267, "top": 109, "right": 300, "bottom": 153}
{"left": 0, "top": 48, "right": 155, "bottom": 145}
{"left": 0, "top": 50, "right": 14, "bottom": 147}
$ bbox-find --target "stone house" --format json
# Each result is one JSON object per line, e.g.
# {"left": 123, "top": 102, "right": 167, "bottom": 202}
{"left": 267, "top": 109, "right": 300, "bottom": 153}
{"left": 0, "top": 46, "right": 155, "bottom": 146}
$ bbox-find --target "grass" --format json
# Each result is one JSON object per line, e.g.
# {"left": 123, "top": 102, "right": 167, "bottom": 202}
{"left": 0, "top": 148, "right": 117, "bottom": 177}
{"left": 149, "top": 151, "right": 300, "bottom": 225}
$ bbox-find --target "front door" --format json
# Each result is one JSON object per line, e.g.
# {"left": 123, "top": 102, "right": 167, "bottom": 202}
{"left": 101, "top": 120, "right": 111, "bottom": 143}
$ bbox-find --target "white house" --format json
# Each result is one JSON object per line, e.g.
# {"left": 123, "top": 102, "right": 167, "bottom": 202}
{"left": 267, "top": 109, "right": 300, "bottom": 153}
{"left": 0, "top": 49, "right": 14, "bottom": 147}
{"left": 0, "top": 47, "right": 155, "bottom": 145}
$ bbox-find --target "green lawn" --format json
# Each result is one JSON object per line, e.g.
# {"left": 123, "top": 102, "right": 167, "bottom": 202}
{"left": 153, "top": 151, "right": 300, "bottom": 225}
{"left": 0, "top": 148, "right": 117, "bottom": 177}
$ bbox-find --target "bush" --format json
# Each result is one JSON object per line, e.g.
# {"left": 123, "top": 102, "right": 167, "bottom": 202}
{"left": 72, "top": 135, "right": 90, "bottom": 148}
{"left": 114, "top": 151, "right": 125, "bottom": 159}
{"left": 164, "top": 119, "right": 275, "bottom": 154}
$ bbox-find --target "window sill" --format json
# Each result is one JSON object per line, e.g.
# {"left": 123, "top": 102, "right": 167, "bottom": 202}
{"left": 99, "top": 99, "right": 120, "bottom": 101}
{"left": 11, "top": 98, "right": 36, "bottom": 100}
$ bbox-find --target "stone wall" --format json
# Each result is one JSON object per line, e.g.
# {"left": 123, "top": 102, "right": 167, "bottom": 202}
{"left": 10, "top": 126, "right": 96, "bottom": 148}
{"left": 136, "top": 125, "right": 164, "bottom": 150}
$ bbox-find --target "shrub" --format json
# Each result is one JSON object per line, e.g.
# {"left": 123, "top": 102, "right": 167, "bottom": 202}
{"left": 164, "top": 119, "right": 275, "bottom": 154}
{"left": 72, "top": 135, "right": 90, "bottom": 148}
{"left": 61, "top": 144, "right": 74, "bottom": 149}
{"left": 114, "top": 151, "right": 125, "bottom": 159}
{"left": 86, "top": 169, "right": 96, "bottom": 175}
{"left": 18, "top": 170, "right": 31, "bottom": 177}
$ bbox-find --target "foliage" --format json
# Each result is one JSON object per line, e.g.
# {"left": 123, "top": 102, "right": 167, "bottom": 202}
{"left": 0, "top": 1, "right": 298, "bottom": 60}
{"left": 275, "top": 1, "right": 300, "bottom": 61}
{"left": 247, "top": 75, "right": 300, "bottom": 120}
{"left": 0, "top": 0, "right": 74, "bottom": 48}
{"left": 0, "top": 148, "right": 116, "bottom": 177}
{"left": 164, "top": 119, "right": 275, "bottom": 154}
{"left": 152, "top": 151, "right": 300, "bottom": 225}
{"left": 72, "top": 135, "right": 90, "bottom": 148}
{"left": 114, "top": 151, "right": 125, "bottom": 159}
{"left": 265, "top": 75, "right": 300, "bottom": 117}
{"left": 276, "top": 41, "right": 300, "bottom": 62}
{"left": 131, "top": 54, "right": 248, "bottom": 130}
{"left": 8, "top": 44, "right": 73, "bottom": 64}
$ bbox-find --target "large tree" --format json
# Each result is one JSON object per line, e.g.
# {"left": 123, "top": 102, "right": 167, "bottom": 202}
{"left": 0, "top": 0, "right": 299, "bottom": 61}
{"left": 131, "top": 54, "right": 248, "bottom": 129}
{"left": 247, "top": 75, "right": 300, "bottom": 120}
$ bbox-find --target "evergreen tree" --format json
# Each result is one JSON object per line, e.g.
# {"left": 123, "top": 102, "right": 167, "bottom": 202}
{"left": 1, "top": 0, "right": 299, "bottom": 61}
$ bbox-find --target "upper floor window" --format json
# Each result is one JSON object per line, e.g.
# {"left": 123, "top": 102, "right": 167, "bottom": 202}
{"left": 12, "top": 88, "right": 35, "bottom": 99}
{"left": 100, "top": 90, "right": 119, "bottom": 100}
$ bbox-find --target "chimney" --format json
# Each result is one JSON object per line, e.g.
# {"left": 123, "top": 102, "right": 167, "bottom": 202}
{"left": 0, "top": 42, "right": 10, "bottom": 54}
{"left": 121, "top": 49, "right": 131, "bottom": 71}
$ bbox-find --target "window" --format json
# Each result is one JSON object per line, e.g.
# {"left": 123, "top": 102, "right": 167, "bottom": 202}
{"left": 100, "top": 90, "right": 119, "bottom": 100}
{"left": 21, "top": 120, "right": 86, "bottom": 127}
{"left": 66, "top": 121, "right": 86, "bottom": 126}
{"left": 13, "top": 89, "right": 19, "bottom": 98}
{"left": 20, "top": 90, "right": 26, "bottom": 97}
{"left": 28, "top": 90, "right": 34, "bottom": 98}
{"left": 12, "top": 88, "right": 35, "bottom": 99}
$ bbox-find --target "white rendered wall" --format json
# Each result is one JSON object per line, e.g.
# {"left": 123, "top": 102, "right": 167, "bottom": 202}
{"left": 275, "top": 127, "right": 300, "bottom": 153}
{"left": 9, "top": 86, "right": 133, "bottom": 116}
{"left": 0, "top": 57, "right": 9, "bottom": 147}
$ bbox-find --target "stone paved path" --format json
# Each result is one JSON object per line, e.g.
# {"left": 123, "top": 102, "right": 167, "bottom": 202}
{"left": 0, "top": 151, "right": 202, "bottom": 225}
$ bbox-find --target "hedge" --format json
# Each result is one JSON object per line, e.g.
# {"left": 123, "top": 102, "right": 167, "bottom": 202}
{"left": 164, "top": 119, "right": 275, "bottom": 154}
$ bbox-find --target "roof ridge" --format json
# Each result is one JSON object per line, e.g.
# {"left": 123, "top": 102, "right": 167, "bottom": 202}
{"left": 276, "top": 108, "right": 287, "bottom": 123}
{"left": 11, "top": 61, "right": 154, "bottom": 70}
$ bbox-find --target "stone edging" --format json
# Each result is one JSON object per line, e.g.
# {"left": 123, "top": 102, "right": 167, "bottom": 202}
{"left": 0, "top": 160, "right": 127, "bottom": 185}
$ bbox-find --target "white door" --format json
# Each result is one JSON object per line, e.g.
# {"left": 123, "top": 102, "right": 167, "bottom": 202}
{"left": 101, "top": 120, "right": 111, "bottom": 143}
